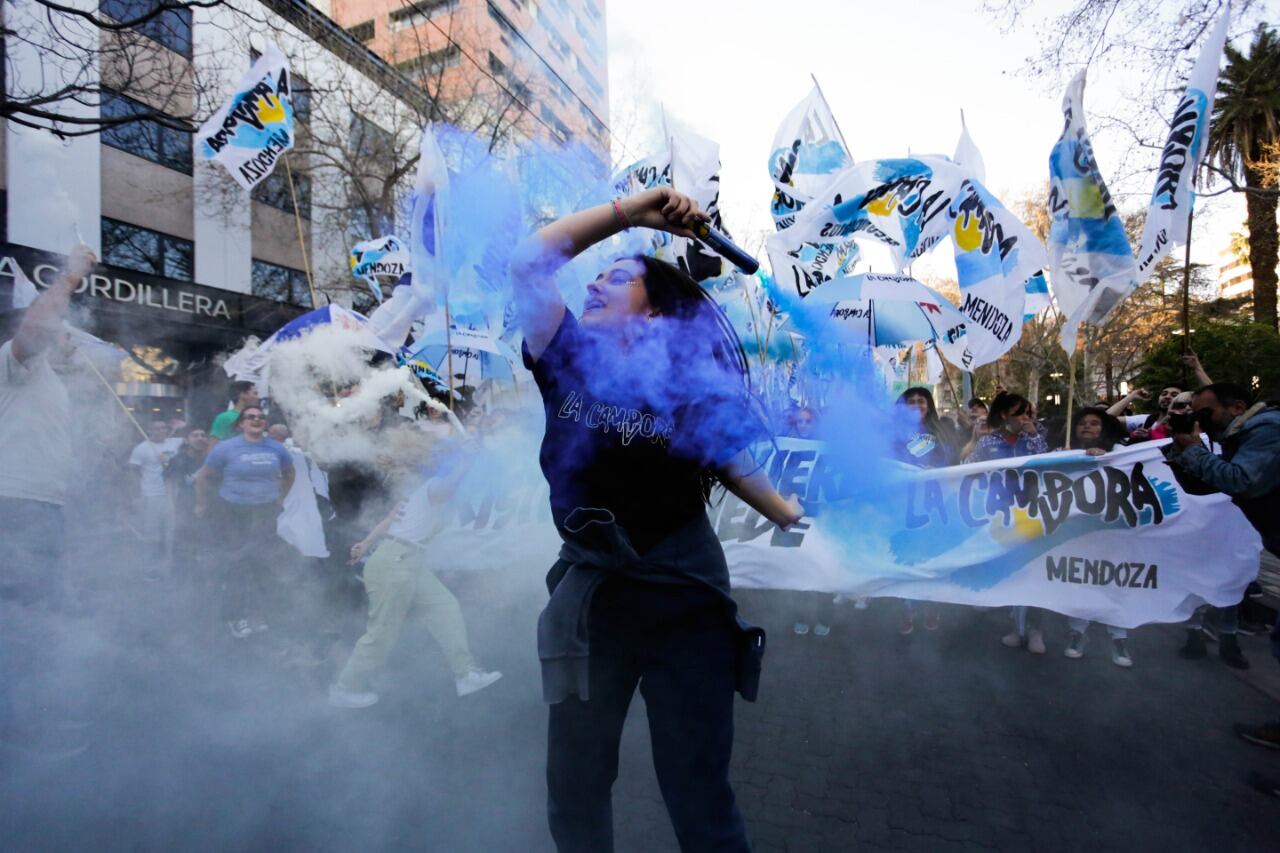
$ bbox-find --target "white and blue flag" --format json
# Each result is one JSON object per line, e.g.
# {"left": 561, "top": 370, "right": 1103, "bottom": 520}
{"left": 1048, "top": 71, "right": 1139, "bottom": 352}
{"left": 1134, "top": 4, "right": 1230, "bottom": 280}
{"left": 197, "top": 46, "right": 295, "bottom": 192}
{"left": 766, "top": 85, "right": 858, "bottom": 299}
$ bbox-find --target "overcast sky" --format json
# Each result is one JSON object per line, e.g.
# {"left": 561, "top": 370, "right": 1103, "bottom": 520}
{"left": 606, "top": 0, "right": 1247, "bottom": 278}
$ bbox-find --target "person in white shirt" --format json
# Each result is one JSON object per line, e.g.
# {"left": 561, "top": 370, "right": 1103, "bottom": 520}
{"left": 128, "top": 419, "right": 182, "bottom": 574}
{"left": 329, "top": 438, "right": 501, "bottom": 709}
{"left": 0, "top": 243, "right": 96, "bottom": 758}
{"left": 268, "top": 423, "right": 329, "bottom": 560}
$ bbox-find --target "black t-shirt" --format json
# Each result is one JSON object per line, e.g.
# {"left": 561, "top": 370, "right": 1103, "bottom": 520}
{"left": 524, "top": 311, "right": 759, "bottom": 553}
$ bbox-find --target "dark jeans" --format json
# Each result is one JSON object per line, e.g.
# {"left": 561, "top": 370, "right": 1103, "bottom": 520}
{"left": 546, "top": 577, "right": 749, "bottom": 853}
{"left": 0, "top": 497, "right": 66, "bottom": 738}
{"left": 0, "top": 496, "right": 65, "bottom": 606}
{"left": 217, "top": 499, "right": 279, "bottom": 622}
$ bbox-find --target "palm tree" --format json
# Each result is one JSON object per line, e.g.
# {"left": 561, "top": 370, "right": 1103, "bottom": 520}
{"left": 1208, "top": 24, "right": 1280, "bottom": 331}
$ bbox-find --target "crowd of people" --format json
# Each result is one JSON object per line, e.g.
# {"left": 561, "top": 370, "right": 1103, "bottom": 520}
{"left": 778, "top": 376, "right": 1276, "bottom": 675}
{"left": 0, "top": 247, "right": 515, "bottom": 767}
{"left": 5, "top": 186, "right": 1280, "bottom": 849}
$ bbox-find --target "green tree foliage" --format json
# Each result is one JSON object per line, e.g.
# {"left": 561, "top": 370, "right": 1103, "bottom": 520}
{"left": 1135, "top": 320, "right": 1280, "bottom": 398}
{"left": 1208, "top": 24, "right": 1280, "bottom": 331}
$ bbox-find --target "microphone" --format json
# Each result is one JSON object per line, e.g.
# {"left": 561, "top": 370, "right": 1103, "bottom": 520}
{"left": 689, "top": 221, "right": 760, "bottom": 275}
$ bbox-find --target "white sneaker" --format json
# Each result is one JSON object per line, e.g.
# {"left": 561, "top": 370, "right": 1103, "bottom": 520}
{"left": 1111, "top": 639, "right": 1133, "bottom": 668}
{"left": 328, "top": 684, "right": 379, "bottom": 709}
{"left": 793, "top": 622, "right": 810, "bottom": 635}
{"left": 227, "top": 619, "right": 252, "bottom": 639}
{"left": 1001, "top": 630, "right": 1024, "bottom": 648}
{"left": 814, "top": 623, "right": 830, "bottom": 637}
{"left": 854, "top": 597, "right": 869, "bottom": 611}
{"left": 455, "top": 669, "right": 502, "bottom": 697}
{"left": 1027, "top": 629, "right": 1047, "bottom": 655}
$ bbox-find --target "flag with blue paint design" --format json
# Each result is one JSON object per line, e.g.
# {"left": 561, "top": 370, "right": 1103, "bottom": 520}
{"left": 609, "top": 120, "right": 733, "bottom": 282}
{"left": 1134, "top": 5, "right": 1230, "bottom": 280}
{"left": 767, "top": 156, "right": 1046, "bottom": 365}
{"left": 1048, "top": 71, "right": 1139, "bottom": 352}
{"left": 765, "top": 86, "right": 859, "bottom": 299}
{"left": 197, "top": 45, "right": 295, "bottom": 191}
{"left": 769, "top": 86, "right": 852, "bottom": 230}
{"left": 350, "top": 236, "right": 410, "bottom": 301}
{"left": 1023, "top": 273, "right": 1051, "bottom": 322}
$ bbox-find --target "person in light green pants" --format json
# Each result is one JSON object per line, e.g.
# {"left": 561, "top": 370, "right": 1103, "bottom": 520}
{"left": 329, "top": 444, "right": 501, "bottom": 708}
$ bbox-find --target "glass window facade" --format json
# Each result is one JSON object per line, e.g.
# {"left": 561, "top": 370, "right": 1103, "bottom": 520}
{"left": 101, "top": 218, "right": 194, "bottom": 282}
{"left": 101, "top": 91, "right": 193, "bottom": 174}
{"left": 99, "top": 0, "right": 192, "bottom": 57}
{"left": 252, "top": 170, "right": 311, "bottom": 219}
{"left": 251, "top": 259, "right": 311, "bottom": 305}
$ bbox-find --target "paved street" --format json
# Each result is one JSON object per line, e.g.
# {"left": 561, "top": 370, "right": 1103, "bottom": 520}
{"left": 5, "top": 563, "right": 1280, "bottom": 852}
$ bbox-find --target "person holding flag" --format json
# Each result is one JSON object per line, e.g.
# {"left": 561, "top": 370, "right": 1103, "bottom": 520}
{"left": 512, "top": 187, "right": 803, "bottom": 853}
{"left": 0, "top": 242, "right": 96, "bottom": 758}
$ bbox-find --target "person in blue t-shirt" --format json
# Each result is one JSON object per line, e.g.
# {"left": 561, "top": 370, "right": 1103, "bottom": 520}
{"left": 512, "top": 186, "right": 803, "bottom": 853}
{"left": 963, "top": 392, "right": 1053, "bottom": 654}
{"left": 196, "top": 404, "right": 294, "bottom": 639}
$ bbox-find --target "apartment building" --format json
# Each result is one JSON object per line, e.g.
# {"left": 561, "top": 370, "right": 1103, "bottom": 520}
{"left": 1216, "top": 244, "right": 1273, "bottom": 302}
{"left": 1, "top": 0, "right": 430, "bottom": 421}
{"left": 327, "top": 0, "right": 609, "bottom": 167}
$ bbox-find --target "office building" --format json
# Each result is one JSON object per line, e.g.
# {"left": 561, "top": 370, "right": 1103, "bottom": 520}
{"left": 327, "top": 0, "right": 610, "bottom": 166}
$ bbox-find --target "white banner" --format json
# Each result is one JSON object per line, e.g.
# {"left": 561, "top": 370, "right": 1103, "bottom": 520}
{"left": 428, "top": 437, "right": 1260, "bottom": 629}
{"left": 197, "top": 45, "right": 295, "bottom": 191}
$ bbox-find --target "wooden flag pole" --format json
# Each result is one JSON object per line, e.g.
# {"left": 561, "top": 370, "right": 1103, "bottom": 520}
{"left": 79, "top": 352, "right": 148, "bottom": 440}
{"left": 760, "top": 309, "right": 778, "bottom": 365}
{"left": 444, "top": 301, "right": 455, "bottom": 411}
{"left": 1179, "top": 206, "right": 1195, "bottom": 386}
{"left": 283, "top": 155, "right": 319, "bottom": 309}
{"left": 1064, "top": 348, "right": 1076, "bottom": 450}
{"left": 740, "top": 287, "right": 766, "bottom": 365}
{"left": 938, "top": 349, "right": 961, "bottom": 414}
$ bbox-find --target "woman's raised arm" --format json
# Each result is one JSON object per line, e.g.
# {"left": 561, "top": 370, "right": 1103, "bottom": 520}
{"left": 510, "top": 188, "right": 705, "bottom": 361}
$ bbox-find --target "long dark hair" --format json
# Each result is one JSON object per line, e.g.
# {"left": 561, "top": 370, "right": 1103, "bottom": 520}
{"left": 628, "top": 255, "right": 759, "bottom": 500}
{"left": 1070, "top": 406, "right": 1127, "bottom": 452}
{"left": 986, "top": 391, "right": 1033, "bottom": 432}
{"left": 898, "top": 386, "right": 944, "bottom": 437}
{"left": 632, "top": 255, "right": 751, "bottom": 396}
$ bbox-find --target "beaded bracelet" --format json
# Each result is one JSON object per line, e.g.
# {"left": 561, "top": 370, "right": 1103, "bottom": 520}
{"left": 611, "top": 198, "right": 633, "bottom": 230}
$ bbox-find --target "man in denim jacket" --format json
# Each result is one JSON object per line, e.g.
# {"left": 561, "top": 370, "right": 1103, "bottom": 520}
{"left": 1164, "top": 382, "right": 1280, "bottom": 794}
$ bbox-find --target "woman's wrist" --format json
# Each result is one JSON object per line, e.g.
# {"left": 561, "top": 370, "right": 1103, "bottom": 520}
{"left": 611, "top": 198, "right": 633, "bottom": 231}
